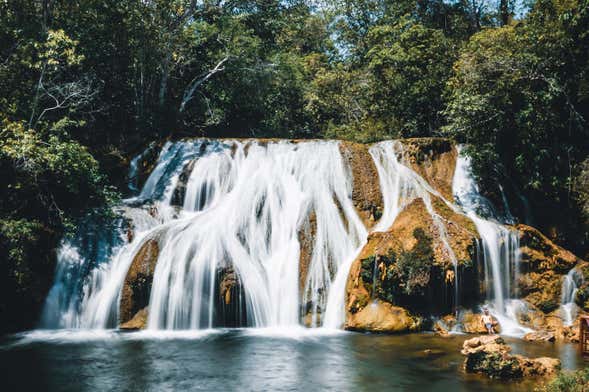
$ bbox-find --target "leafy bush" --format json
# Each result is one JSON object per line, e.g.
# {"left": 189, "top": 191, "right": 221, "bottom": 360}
{"left": 540, "top": 368, "right": 589, "bottom": 392}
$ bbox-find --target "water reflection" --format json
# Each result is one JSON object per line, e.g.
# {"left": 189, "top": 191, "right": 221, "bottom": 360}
{"left": 0, "top": 331, "right": 585, "bottom": 392}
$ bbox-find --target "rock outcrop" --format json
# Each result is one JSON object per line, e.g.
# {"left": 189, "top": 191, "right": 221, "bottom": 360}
{"left": 339, "top": 141, "right": 384, "bottom": 229}
{"left": 119, "top": 239, "right": 159, "bottom": 326}
{"left": 514, "top": 224, "right": 587, "bottom": 339}
{"left": 398, "top": 138, "right": 457, "bottom": 200}
{"left": 345, "top": 300, "right": 421, "bottom": 333}
{"left": 215, "top": 266, "right": 247, "bottom": 327}
{"left": 343, "top": 139, "right": 482, "bottom": 332}
{"left": 460, "top": 310, "right": 500, "bottom": 334}
{"left": 524, "top": 331, "right": 556, "bottom": 342}
{"left": 518, "top": 224, "right": 581, "bottom": 313}
{"left": 461, "top": 335, "right": 560, "bottom": 379}
{"left": 120, "top": 307, "right": 148, "bottom": 330}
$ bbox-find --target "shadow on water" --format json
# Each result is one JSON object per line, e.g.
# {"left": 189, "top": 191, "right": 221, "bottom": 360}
{"left": 0, "top": 330, "right": 586, "bottom": 392}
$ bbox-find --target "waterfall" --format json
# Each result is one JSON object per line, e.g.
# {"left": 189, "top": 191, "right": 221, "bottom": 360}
{"left": 42, "top": 139, "right": 535, "bottom": 335}
{"left": 43, "top": 140, "right": 368, "bottom": 330}
{"left": 452, "top": 148, "right": 530, "bottom": 336}
{"left": 561, "top": 268, "right": 580, "bottom": 326}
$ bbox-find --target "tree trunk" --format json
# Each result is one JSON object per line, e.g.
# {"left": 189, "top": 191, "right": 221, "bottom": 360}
{"left": 500, "top": 0, "right": 509, "bottom": 26}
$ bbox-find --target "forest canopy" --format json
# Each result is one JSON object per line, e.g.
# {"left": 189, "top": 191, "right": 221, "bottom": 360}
{"left": 0, "top": 0, "right": 588, "bottom": 330}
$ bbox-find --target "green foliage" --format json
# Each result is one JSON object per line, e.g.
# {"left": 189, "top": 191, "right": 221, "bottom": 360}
{"left": 465, "top": 351, "right": 523, "bottom": 379}
{"left": 443, "top": 0, "right": 589, "bottom": 249}
{"left": 575, "top": 158, "right": 589, "bottom": 225}
{"left": 541, "top": 368, "right": 589, "bottom": 392}
{"left": 359, "top": 228, "right": 434, "bottom": 305}
{"left": 393, "top": 228, "right": 434, "bottom": 295}
{"left": 366, "top": 18, "right": 456, "bottom": 136}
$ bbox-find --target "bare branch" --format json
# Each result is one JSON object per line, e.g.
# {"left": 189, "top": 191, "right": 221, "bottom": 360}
{"left": 179, "top": 55, "right": 230, "bottom": 112}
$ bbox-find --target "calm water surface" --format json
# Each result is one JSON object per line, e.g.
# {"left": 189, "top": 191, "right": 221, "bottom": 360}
{"left": 0, "top": 329, "right": 584, "bottom": 391}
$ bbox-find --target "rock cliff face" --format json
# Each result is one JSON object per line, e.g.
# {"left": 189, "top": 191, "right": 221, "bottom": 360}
{"left": 518, "top": 224, "right": 580, "bottom": 312}
{"left": 513, "top": 224, "right": 586, "bottom": 338}
{"left": 343, "top": 138, "right": 479, "bottom": 332}
{"left": 339, "top": 142, "right": 384, "bottom": 229}
{"left": 398, "top": 138, "right": 457, "bottom": 200}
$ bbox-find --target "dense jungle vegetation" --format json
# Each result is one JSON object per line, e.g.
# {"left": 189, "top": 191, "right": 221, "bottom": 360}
{"left": 0, "top": 0, "right": 588, "bottom": 331}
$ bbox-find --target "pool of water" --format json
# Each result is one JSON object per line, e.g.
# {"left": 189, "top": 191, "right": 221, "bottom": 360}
{"left": 0, "top": 329, "right": 584, "bottom": 391}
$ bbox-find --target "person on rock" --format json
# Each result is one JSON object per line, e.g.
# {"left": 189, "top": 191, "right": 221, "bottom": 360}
{"left": 481, "top": 308, "right": 495, "bottom": 334}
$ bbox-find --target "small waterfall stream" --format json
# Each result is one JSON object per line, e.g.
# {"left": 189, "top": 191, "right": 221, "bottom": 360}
{"left": 561, "top": 268, "right": 580, "bottom": 326}
{"left": 452, "top": 148, "right": 531, "bottom": 336}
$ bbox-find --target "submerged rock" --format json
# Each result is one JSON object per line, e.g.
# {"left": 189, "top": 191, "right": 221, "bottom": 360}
{"left": 461, "top": 335, "right": 560, "bottom": 379}
{"left": 523, "top": 331, "right": 556, "bottom": 342}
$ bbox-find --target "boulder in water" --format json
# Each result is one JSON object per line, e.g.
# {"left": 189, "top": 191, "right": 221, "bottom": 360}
{"left": 523, "top": 331, "right": 556, "bottom": 342}
{"left": 461, "top": 335, "right": 560, "bottom": 379}
{"left": 460, "top": 310, "right": 500, "bottom": 334}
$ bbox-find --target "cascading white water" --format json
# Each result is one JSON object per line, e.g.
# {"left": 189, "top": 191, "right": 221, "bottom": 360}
{"left": 44, "top": 139, "right": 369, "bottom": 330}
{"left": 148, "top": 141, "right": 368, "bottom": 329}
{"left": 561, "top": 268, "right": 580, "bottom": 326}
{"left": 452, "top": 147, "right": 531, "bottom": 336}
{"left": 43, "top": 139, "right": 536, "bottom": 335}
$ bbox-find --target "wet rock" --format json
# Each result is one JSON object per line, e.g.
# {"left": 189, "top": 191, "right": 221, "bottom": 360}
{"left": 574, "top": 263, "right": 589, "bottom": 312}
{"left": 514, "top": 355, "right": 560, "bottom": 377}
{"left": 398, "top": 138, "right": 457, "bottom": 200}
{"left": 434, "top": 315, "right": 456, "bottom": 336}
{"left": 461, "top": 335, "right": 560, "bottom": 379}
{"left": 345, "top": 300, "right": 421, "bottom": 333}
{"left": 214, "top": 266, "right": 248, "bottom": 327}
{"left": 460, "top": 310, "right": 499, "bottom": 334}
{"left": 120, "top": 307, "right": 148, "bottom": 330}
{"left": 517, "top": 224, "right": 583, "bottom": 315}
{"left": 345, "top": 196, "right": 480, "bottom": 330}
{"left": 298, "top": 211, "right": 317, "bottom": 294}
{"left": 339, "top": 142, "right": 384, "bottom": 229}
{"left": 133, "top": 142, "right": 162, "bottom": 192}
{"left": 119, "top": 239, "right": 159, "bottom": 325}
{"left": 171, "top": 159, "right": 196, "bottom": 207}
{"left": 524, "top": 331, "right": 556, "bottom": 342}
{"left": 434, "top": 321, "right": 450, "bottom": 336}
